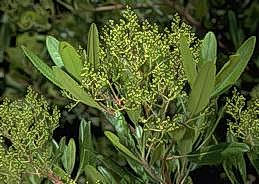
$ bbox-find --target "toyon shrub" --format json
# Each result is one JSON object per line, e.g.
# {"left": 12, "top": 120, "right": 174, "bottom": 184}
{"left": 0, "top": 8, "right": 257, "bottom": 184}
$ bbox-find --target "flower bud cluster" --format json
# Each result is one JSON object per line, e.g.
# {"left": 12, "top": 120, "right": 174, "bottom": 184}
{"left": 81, "top": 9, "right": 200, "bottom": 116}
{"left": 0, "top": 87, "right": 60, "bottom": 182}
{"left": 226, "top": 90, "right": 259, "bottom": 141}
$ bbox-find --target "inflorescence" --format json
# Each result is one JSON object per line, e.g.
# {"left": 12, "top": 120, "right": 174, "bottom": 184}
{"left": 225, "top": 89, "right": 259, "bottom": 143}
{"left": 81, "top": 9, "right": 200, "bottom": 132}
{"left": 0, "top": 87, "right": 60, "bottom": 183}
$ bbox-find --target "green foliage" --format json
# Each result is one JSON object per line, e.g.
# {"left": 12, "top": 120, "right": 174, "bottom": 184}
{"left": 22, "top": 46, "right": 61, "bottom": 87}
{"left": 191, "top": 0, "right": 259, "bottom": 86}
{"left": 188, "top": 62, "right": 216, "bottom": 117}
{"left": 61, "top": 138, "right": 76, "bottom": 175}
{"left": 87, "top": 23, "right": 100, "bottom": 70}
{"left": 46, "top": 36, "right": 64, "bottom": 68}
{"left": 212, "top": 36, "right": 256, "bottom": 97}
{"left": 2, "top": 6, "right": 258, "bottom": 184}
{"left": 179, "top": 34, "right": 197, "bottom": 87}
{"left": 104, "top": 131, "right": 140, "bottom": 163}
{"left": 189, "top": 142, "right": 250, "bottom": 165}
{"left": 59, "top": 41, "right": 83, "bottom": 81}
{"left": 199, "top": 32, "right": 217, "bottom": 65}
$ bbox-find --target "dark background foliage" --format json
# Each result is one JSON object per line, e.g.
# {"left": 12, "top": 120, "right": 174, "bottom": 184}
{"left": 0, "top": 0, "right": 258, "bottom": 183}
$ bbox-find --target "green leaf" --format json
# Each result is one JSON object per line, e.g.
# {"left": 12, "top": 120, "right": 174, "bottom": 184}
{"left": 189, "top": 142, "right": 250, "bottom": 165}
{"left": 76, "top": 119, "right": 96, "bottom": 180}
{"left": 212, "top": 36, "right": 256, "bottom": 97}
{"left": 23, "top": 46, "right": 101, "bottom": 110}
{"left": 51, "top": 137, "right": 66, "bottom": 165}
{"left": 200, "top": 31, "right": 217, "bottom": 65}
{"left": 188, "top": 62, "right": 216, "bottom": 116}
{"left": 213, "top": 55, "right": 241, "bottom": 96}
{"left": 28, "top": 175, "right": 42, "bottom": 184}
{"left": 79, "top": 119, "right": 95, "bottom": 165}
{"left": 236, "top": 154, "right": 247, "bottom": 183}
{"left": 52, "top": 139, "right": 59, "bottom": 151}
{"left": 87, "top": 23, "right": 100, "bottom": 69}
{"left": 52, "top": 164, "right": 72, "bottom": 182}
{"left": 224, "top": 136, "right": 247, "bottom": 184}
{"left": 98, "top": 166, "right": 117, "bottom": 184}
{"left": 228, "top": 10, "right": 242, "bottom": 49}
{"left": 22, "top": 46, "right": 60, "bottom": 87}
{"left": 223, "top": 160, "right": 239, "bottom": 184}
{"left": 104, "top": 131, "right": 140, "bottom": 163}
{"left": 247, "top": 141, "right": 259, "bottom": 175}
{"left": 236, "top": 36, "right": 256, "bottom": 62}
{"left": 169, "top": 127, "right": 186, "bottom": 142}
{"left": 126, "top": 159, "right": 147, "bottom": 180}
{"left": 105, "top": 112, "right": 135, "bottom": 148}
{"left": 61, "top": 138, "right": 76, "bottom": 175}
{"left": 59, "top": 41, "right": 83, "bottom": 81}
{"left": 97, "top": 155, "right": 140, "bottom": 181}
{"left": 59, "top": 137, "right": 66, "bottom": 152}
{"left": 177, "top": 128, "right": 195, "bottom": 155}
{"left": 222, "top": 153, "right": 247, "bottom": 184}
{"left": 196, "top": 107, "right": 225, "bottom": 150}
{"left": 52, "top": 66, "right": 102, "bottom": 110}
{"left": 84, "top": 165, "right": 106, "bottom": 184}
{"left": 135, "top": 125, "right": 143, "bottom": 140}
{"left": 248, "top": 151, "right": 259, "bottom": 175}
{"left": 150, "top": 144, "right": 164, "bottom": 165}
{"left": 179, "top": 34, "right": 197, "bottom": 87}
{"left": 126, "top": 105, "right": 141, "bottom": 125}
{"left": 46, "top": 36, "right": 64, "bottom": 67}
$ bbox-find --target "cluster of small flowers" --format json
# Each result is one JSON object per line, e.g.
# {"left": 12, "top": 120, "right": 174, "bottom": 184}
{"left": 0, "top": 87, "right": 60, "bottom": 182}
{"left": 81, "top": 63, "right": 109, "bottom": 98}
{"left": 143, "top": 114, "right": 182, "bottom": 133}
{"left": 225, "top": 90, "right": 259, "bottom": 142}
{"left": 81, "top": 9, "right": 199, "bottom": 114}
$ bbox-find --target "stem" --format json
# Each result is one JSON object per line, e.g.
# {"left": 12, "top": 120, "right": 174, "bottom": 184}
{"left": 56, "top": 0, "right": 74, "bottom": 12}
{"left": 48, "top": 171, "right": 64, "bottom": 184}
{"left": 195, "top": 107, "right": 225, "bottom": 151}
{"left": 166, "top": 148, "right": 226, "bottom": 161}
{"left": 179, "top": 96, "right": 186, "bottom": 114}
{"left": 145, "top": 138, "right": 155, "bottom": 161}
{"left": 179, "top": 165, "right": 191, "bottom": 184}
{"left": 141, "top": 158, "right": 163, "bottom": 183}
{"left": 74, "top": 149, "right": 86, "bottom": 181}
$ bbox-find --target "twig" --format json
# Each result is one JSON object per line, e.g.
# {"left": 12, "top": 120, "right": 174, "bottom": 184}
{"left": 94, "top": 3, "right": 160, "bottom": 12}
{"left": 163, "top": 0, "right": 202, "bottom": 29}
{"left": 56, "top": 0, "right": 74, "bottom": 12}
{"left": 47, "top": 171, "right": 64, "bottom": 184}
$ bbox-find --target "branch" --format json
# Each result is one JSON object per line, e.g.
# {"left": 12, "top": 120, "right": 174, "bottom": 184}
{"left": 92, "top": 2, "right": 202, "bottom": 30}
{"left": 94, "top": 3, "right": 160, "bottom": 12}
{"left": 162, "top": 0, "right": 202, "bottom": 29}
{"left": 48, "top": 171, "right": 64, "bottom": 184}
